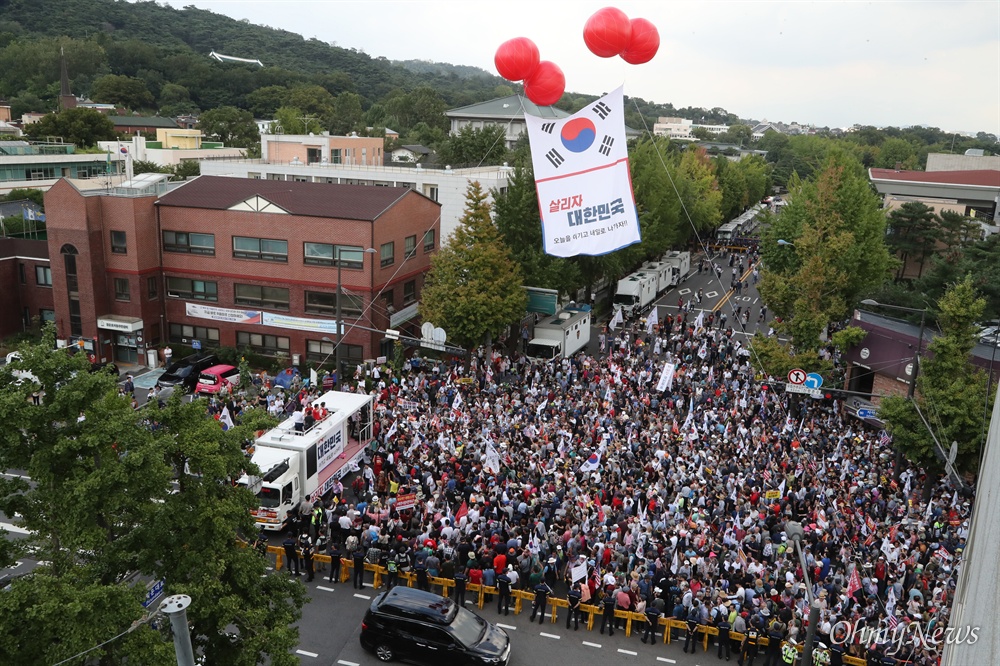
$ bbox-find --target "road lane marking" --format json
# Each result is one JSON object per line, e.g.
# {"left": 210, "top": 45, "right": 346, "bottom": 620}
{"left": 337, "top": 661, "right": 359, "bottom": 666}
{"left": 582, "top": 641, "right": 602, "bottom": 648}
{"left": 540, "top": 632, "right": 560, "bottom": 639}
{"left": 316, "top": 586, "right": 335, "bottom": 592}
{"left": 497, "top": 623, "right": 516, "bottom": 630}
{"left": 295, "top": 650, "right": 318, "bottom": 658}
{"left": 657, "top": 658, "right": 677, "bottom": 664}
{"left": 618, "top": 648, "right": 637, "bottom": 655}
{"left": 353, "top": 593, "right": 371, "bottom": 600}
{"left": 0, "top": 521, "right": 29, "bottom": 535}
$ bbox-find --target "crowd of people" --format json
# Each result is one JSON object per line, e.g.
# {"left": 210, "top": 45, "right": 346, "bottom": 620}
{"left": 239, "top": 252, "right": 971, "bottom": 666}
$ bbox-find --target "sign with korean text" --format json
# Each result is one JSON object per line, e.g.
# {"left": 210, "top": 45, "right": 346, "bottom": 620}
{"left": 185, "top": 302, "right": 261, "bottom": 324}
{"left": 395, "top": 493, "right": 418, "bottom": 511}
{"left": 315, "top": 428, "right": 344, "bottom": 473}
{"left": 262, "top": 311, "right": 343, "bottom": 335}
{"left": 526, "top": 86, "right": 640, "bottom": 257}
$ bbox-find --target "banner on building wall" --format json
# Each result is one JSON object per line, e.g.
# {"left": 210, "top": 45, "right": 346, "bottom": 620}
{"left": 525, "top": 86, "right": 641, "bottom": 258}
{"left": 261, "top": 311, "right": 344, "bottom": 335}
{"left": 185, "top": 302, "right": 261, "bottom": 324}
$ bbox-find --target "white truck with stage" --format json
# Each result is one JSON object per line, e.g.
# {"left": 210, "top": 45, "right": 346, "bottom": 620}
{"left": 661, "top": 251, "right": 691, "bottom": 286}
{"left": 239, "top": 390, "right": 373, "bottom": 531}
{"left": 613, "top": 272, "right": 657, "bottom": 319}
{"left": 526, "top": 305, "right": 592, "bottom": 361}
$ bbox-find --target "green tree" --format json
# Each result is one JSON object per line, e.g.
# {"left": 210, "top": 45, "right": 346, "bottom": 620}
{"left": 28, "top": 107, "right": 117, "bottom": 147}
{"left": 420, "top": 181, "right": 527, "bottom": 352}
{"left": 272, "top": 106, "right": 323, "bottom": 135}
{"left": 0, "top": 327, "right": 303, "bottom": 664}
{"left": 878, "top": 277, "right": 994, "bottom": 499}
{"left": 1, "top": 187, "right": 46, "bottom": 209}
{"left": 90, "top": 74, "right": 154, "bottom": 110}
{"left": 885, "top": 201, "right": 939, "bottom": 280}
{"left": 493, "top": 164, "right": 580, "bottom": 296}
{"left": 331, "top": 91, "right": 363, "bottom": 135}
{"left": 758, "top": 152, "right": 896, "bottom": 348}
{"left": 132, "top": 159, "right": 170, "bottom": 175}
{"left": 436, "top": 124, "right": 509, "bottom": 166}
{"left": 245, "top": 85, "right": 289, "bottom": 118}
{"left": 197, "top": 106, "right": 259, "bottom": 148}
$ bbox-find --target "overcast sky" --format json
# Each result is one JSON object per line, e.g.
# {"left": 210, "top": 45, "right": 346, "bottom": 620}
{"left": 156, "top": 0, "right": 1000, "bottom": 135}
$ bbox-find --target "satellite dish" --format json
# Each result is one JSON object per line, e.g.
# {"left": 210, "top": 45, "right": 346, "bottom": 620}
{"left": 421, "top": 322, "right": 435, "bottom": 339}
{"left": 432, "top": 327, "right": 447, "bottom": 344}
{"left": 246, "top": 475, "right": 263, "bottom": 496}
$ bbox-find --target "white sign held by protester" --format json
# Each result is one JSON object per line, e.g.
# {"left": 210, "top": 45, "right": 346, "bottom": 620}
{"left": 525, "top": 86, "right": 640, "bottom": 257}
{"left": 656, "top": 362, "right": 676, "bottom": 392}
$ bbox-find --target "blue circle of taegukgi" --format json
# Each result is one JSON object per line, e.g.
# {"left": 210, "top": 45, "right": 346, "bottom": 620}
{"left": 560, "top": 118, "right": 596, "bottom": 153}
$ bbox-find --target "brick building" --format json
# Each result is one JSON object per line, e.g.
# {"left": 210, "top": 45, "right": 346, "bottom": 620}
{"left": 0, "top": 238, "right": 54, "bottom": 338}
{"left": 44, "top": 174, "right": 439, "bottom": 367}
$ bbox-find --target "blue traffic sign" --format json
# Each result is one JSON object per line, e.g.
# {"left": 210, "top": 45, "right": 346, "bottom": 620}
{"left": 857, "top": 408, "right": 877, "bottom": 419}
{"left": 142, "top": 579, "right": 165, "bottom": 608}
{"left": 804, "top": 372, "right": 824, "bottom": 389}
{"left": 191, "top": 339, "right": 202, "bottom": 350}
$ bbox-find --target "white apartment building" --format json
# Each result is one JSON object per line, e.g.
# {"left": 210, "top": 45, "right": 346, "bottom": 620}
{"left": 652, "top": 117, "right": 730, "bottom": 140}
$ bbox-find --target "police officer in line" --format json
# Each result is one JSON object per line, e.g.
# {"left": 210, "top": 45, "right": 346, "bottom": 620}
{"left": 781, "top": 638, "right": 798, "bottom": 666}
{"left": 641, "top": 599, "right": 662, "bottom": 644}
{"left": 327, "top": 541, "right": 342, "bottom": 583}
{"left": 496, "top": 566, "right": 513, "bottom": 616}
{"left": 385, "top": 549, "right": 400, "bottom": 590}
{"left": 763, "top": 609, "right": 787, "bottom": 666}
{"left": 282, "top": 534, "right": 299, "bottom": 576}
{"left": 599, "top": 588, "right": 617, "bottom": 636}
{"left": 299, "top": 533, "right": 315, "bottom": 582}
{"left": 566, "top": 582, "right": 583, "bottom": 630}
{"left": 683, "top": 599, "right": 702, "bottom": 653}
{"left": 529, "top": 579, "right": 553, "bottom": 624}
{"left": 739, "top": 619, "right": 762, "bottom": 666}
{"left": 453, "top": 564, "right": 468, "bottom": 607}
{"left": 716, "top": 601, "right": 733, "bottom": 660}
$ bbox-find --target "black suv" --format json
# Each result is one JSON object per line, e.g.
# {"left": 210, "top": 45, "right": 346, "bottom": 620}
{"left": 156, "top": 353, "right": 219, "bottom": 393}
{"left": 360, "top": 587, "right": 510, "bottom": 666}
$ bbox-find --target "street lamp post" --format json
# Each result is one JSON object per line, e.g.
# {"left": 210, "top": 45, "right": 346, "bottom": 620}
{"left": 786, "top": 521, "right": 821, "bottom": 665}
{"left": 335, "top": 247, "right": 376, "bottom": 390}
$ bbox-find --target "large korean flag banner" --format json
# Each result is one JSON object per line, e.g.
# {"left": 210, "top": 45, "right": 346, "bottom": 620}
{"left": 526, "top": 86, "right": 640, "bottom": 257}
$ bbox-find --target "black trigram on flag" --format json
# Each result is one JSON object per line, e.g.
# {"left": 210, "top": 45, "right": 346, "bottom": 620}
{"left": 545, "top": 148, "right": 565, "bottom": 168}
{"left": 540, "top": 122, "right": 556, "bottom": 134}
{"left": 599, "top": 135, "right": 614, "bottom": 156}
{"left": 592, "top": 102, "right": 611, "bottom": 120}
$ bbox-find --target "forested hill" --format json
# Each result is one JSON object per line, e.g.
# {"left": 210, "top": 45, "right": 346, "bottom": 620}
{"left": 0, "top": 0, "right": 509, "bottom": 110}
{"left": 0, "top": 0, "right": 731, "bottom": 135}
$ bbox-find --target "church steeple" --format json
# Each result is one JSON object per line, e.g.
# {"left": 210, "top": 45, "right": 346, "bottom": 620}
{"left": 58, "top": 47, "right": 77, "bottom": 110}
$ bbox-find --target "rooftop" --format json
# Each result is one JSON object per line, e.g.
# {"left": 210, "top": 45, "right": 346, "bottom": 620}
{"left": 869, "top": 168, "right": 1000, "bottom": 188}
{"left": 155, "top": 175, "right": 418, "bottom": 221}
{"left": 108, "top": 115, "right": 179, "bottom": 129}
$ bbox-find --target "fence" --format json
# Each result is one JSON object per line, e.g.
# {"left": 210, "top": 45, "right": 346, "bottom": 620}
{"left": 261, "top": 545, "right": 866, "bottom": 665}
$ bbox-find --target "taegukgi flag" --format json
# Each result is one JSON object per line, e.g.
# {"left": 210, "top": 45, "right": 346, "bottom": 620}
{"left": 525, "top": 86, "right": 641, "bottom": 257}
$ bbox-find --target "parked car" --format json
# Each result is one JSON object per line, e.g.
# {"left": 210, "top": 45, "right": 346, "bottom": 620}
{"left": 360, "top": 586, "right": 510, "bottom": 666}
{"left": 157, "top": 353, "right": 219, "bottom": 393}
{"left": 194, "top": 364, "right": 240, "bottom": 395}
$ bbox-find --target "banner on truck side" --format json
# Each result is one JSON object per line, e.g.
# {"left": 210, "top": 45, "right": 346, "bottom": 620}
{"left": 525, "top": 86, "right": 640, "bottom": 258}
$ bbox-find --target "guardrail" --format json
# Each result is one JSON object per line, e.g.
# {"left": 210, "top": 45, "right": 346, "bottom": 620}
{"left": 261, "top": 546, "right": 867, "bottom": 664}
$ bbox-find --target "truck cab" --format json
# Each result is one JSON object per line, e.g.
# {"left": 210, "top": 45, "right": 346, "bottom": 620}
{"left": 240, "top": 446, "right": 302, "bottom": 532}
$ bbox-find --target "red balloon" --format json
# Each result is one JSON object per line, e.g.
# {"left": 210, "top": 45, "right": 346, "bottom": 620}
{"left": 621, "top": 18, "right": 660, "bottom": 64}
{"left": 523, "top": 61, "right": 565, "bottom": 107}
{"left": 494, "top": 37, "right": 540, "bottom": 82}
{"left": 583, "top": 7, "right": 632, "bottom": 58}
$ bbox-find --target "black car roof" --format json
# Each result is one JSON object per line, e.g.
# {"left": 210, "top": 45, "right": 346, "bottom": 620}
{"left": 374, "top": 587, "right": 456, "bottom": 625}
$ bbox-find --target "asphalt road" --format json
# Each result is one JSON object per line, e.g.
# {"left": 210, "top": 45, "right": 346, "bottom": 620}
{"left": 288, "top": 570, "right": 729, "bottom": 666}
